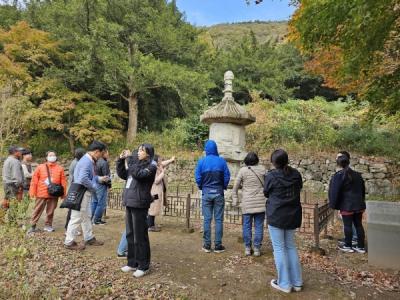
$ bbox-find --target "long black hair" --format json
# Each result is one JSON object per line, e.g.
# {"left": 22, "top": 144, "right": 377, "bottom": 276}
{"left": 271, "top": 149, "right": 292, "bottom": 175}
{"left": 336, "top": 151, "right": 352, "bottom": 181}
{"left": 139, "top": 143, "right": 155, "bottom": 161}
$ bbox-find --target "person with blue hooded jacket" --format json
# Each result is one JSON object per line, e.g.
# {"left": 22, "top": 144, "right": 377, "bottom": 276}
{"left": 195, "top": 140, "right": 230, "bottom": 253}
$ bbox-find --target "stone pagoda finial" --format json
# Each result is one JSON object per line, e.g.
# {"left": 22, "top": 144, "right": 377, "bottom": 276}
{"left": 200, "top": 70, "right": 255, "bottom": 126}
{"left": 223, "top": 70, "right": 234, "bottom": 100}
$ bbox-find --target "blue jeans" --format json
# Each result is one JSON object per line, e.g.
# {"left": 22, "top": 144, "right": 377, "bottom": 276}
{"left": 117, "top": 229, "right": 128, "bottom": 255}
{"left": 268, "top": 225, "right": 303, "bottom": 290}
{"left": 243, "top": 213, "right": 265, "bottom": 248}
{"left": 202, "top": 193, "right": 224, "bottom": 247}
{"left": 91, "top": 184, "right": 108, "bottom": 222}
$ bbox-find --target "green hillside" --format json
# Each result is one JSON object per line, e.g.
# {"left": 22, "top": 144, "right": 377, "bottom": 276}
{"left": 207, "top": 21, "right": 288, "bottom": 49}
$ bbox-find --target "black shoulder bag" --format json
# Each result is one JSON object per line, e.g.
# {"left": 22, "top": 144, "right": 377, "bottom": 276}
{"left": 60, "top": 182, "right": 87, "bottom": 211}
{"left": 45, "top": 165, "right": 64, "bottom": 197}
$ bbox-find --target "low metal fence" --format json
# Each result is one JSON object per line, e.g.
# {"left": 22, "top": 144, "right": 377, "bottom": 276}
{"left": 108, "top": 188, "right": 334, "bottom": 248}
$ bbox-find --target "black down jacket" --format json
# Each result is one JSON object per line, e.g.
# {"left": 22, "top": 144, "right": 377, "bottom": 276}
{"left": 264, "top": 168, "right": 303, "bottom": 230}
{"left": 116, "top": 155, "right": 157, "bottom": 209}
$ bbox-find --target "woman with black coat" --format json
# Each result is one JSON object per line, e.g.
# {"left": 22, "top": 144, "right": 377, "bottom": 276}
{"left": 329, "top": 152, "right": 366, "bottom": 253}
{"left": 116, "top": 144, "right": 157, "bottom": 278}
{"left": 264, "top": 149, "right": 303, "bottom": 294}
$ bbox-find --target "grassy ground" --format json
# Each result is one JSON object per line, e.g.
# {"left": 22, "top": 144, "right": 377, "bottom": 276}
{"left": 1, "top": 203, "right": 399, "bottom": 299}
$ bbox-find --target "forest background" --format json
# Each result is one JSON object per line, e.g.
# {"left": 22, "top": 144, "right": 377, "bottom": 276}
{"left": 0, "top": 0, "right": 399, "bottom": 159}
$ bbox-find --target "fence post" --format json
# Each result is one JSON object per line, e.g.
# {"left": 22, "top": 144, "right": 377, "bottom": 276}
{"left": 186, "top": 193, "right": 191, "bottom": 229}
{"left": 313, "top": 203, "right": 320, "bottom": 249}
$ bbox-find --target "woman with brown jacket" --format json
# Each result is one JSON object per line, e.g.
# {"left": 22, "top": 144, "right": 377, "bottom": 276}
{"left": 232, "top": 152, "right": 266, "bottom": 256}
{"left": 148, "top": 155, "right": 175, "bottom": 231}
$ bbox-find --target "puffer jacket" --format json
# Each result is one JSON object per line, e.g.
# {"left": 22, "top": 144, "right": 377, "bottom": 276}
{"left": 194, "top": 140, "right": 230, "bottom": 195}
{"left": 328, "top": 167, "right": 366, "bottom": 211}
{"left": 232, "top": 165, "right": 266, "bottom": 214}
{"left": 116, "top": 156, "right": 157, "bottom": 209}
{"left": 29, "top": 163, "right": 67, "bottom": 199}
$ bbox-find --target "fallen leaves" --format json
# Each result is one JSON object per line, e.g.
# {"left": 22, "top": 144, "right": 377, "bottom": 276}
{"left": 300, "top": 252, "right": 400, "bottom": 292}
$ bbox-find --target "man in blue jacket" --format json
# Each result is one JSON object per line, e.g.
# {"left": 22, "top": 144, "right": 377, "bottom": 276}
{"left": 195, "top": 140, "right": 230, "bottom": 253}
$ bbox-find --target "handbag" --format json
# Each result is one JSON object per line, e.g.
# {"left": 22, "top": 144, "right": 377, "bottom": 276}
{"left": 45, "top": 165, "right": 64, "bottom": 197}
{"left": 60, "top": 183, "right": 87, "bottom": 211}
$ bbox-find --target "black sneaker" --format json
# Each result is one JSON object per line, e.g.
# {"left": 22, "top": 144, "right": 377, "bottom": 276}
{"left": 94, "top": 220, "right": 106, "bottom": 225}
{"left": 202, "top": 245, "right": 212, "bottom": 253}
{"left": 338, "top": 245, "right": 354, "bottom": 253}
{"left": 214, "top": 245, "right": 226, "bottom": 253}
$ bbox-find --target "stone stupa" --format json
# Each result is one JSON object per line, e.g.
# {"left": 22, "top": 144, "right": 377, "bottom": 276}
{"left": 200, "top": 71, "right": 256, "bottom": 179}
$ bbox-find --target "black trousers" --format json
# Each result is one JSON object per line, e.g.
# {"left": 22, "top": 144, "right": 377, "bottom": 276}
{"left": 126, "top": 207, "right": 150, "bottom": 270}
{"left": 148, "top": 215, "right": 155, "bottom": 227}
{"left": 342, "top": 212, "right": 365, "bottom": 248}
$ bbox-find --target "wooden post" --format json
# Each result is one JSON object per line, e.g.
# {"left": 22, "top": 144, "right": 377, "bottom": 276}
{"left": 313, "top": 203, "right": 320, "bottom": 249}
{"left": 186, "top": 193, "right": 191, "bottom": 229}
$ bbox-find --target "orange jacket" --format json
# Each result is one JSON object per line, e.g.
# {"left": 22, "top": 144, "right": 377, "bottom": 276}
{"left": 29, "top": 163, "right": 67, "bottom": 199}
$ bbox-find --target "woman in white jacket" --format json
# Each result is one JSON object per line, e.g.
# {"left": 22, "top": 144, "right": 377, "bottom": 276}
{"left": 232, "top": 152, "right": 266, "bottom": 256}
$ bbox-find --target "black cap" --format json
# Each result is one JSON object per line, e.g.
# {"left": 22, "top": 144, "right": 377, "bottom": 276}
{"left": 22, "top": 149, "right": 32, "bottom": 156}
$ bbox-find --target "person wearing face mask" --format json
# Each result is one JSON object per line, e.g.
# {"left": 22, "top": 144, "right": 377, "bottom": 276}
{"left": 28, "top": 151, "right": 67, "bottom": 233}
{"left": 64, "top": 141, "right": 109, "bottom": 250}
{"left": 117, "top": 144, "right": 157, "bottom": 278}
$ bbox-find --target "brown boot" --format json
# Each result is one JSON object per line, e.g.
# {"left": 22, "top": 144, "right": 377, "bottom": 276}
{"left": 85, "top": 237, "right": 104, "bottom": 246}
{"left": 64, "top": 241, "right": 85, "bottom": 251}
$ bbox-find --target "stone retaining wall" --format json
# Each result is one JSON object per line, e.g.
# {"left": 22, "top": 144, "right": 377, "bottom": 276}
{"left": 164, "top": 156, "right": 400, "bottom": 196}
{"left": 18, "top": 154, "right": 399, "bottom": 197}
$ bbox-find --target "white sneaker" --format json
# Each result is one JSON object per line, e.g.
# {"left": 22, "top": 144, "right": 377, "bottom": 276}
{"left": 353, "top": 247, "right": 366, "bottom": 254}
{"left": 293, "top": 286, "right": 303, "bottom": 292}
{"left": 245, "top": 247, "right": 251, "bottom": 256}
{"left": 121, "top": 266, "right": 136, "bottom": 272}
{"left": 270, "top": 279, "right": 291, "bottom": 293}
{"left": 43, "top": 226, "right": 55, "bottom": 232}
{"left": 133, "top": 269, "right": 149, "bottom": 278}
{"left": 253, "top": 248, "right": 261, "bottom": 257}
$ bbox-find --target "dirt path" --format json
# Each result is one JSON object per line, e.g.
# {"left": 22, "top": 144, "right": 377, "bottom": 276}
{"left": 20, "top": 207, "right": 399, "bottom": 299}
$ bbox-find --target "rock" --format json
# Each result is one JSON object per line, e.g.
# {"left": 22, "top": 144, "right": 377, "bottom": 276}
{"left": 365, "top": 180, "right": 380, "bottom": 194}
{"left": 327, "top": 163, "right": 336, "bottom": 171}
{"left": 354, "top": 164, "right": 369, "bottom": 173}
{"left": 380, "top": 179, "right": 392, "bottom": 187}
{"left": 373, "top": 173, "right": 386, "bottom": 179}
{"left": 300, "top": 159, "right": 313, "bottom": 166}
{"left": 313, "top": 172, "right": 323, "bottom": 181}
{"left": 309, "top": 164, "right": 320, "bottom": 172}
{"left": 297, "top": 167, "right": 305, "bottom": 174}
{"left": 359, "top": 158, "right": 367, "bottom": 165}
{"left": 369, "top": 163, "right": 387, "bottom": 173}
{"left": 303, "top": 180, "right": 325, "bottom": 193}
{"left": 304, "top": 171, "right": 314, "bottom": 181}
{"left": 361, "top": 173, "right": 374, "bottom": 180}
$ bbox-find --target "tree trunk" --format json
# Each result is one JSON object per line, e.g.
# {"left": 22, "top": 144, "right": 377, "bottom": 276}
{"left": 63, "top": 133, "right": 75, "bottom": 155}
{"left": 126, "top": 93, "right": 138, "bottom": 145}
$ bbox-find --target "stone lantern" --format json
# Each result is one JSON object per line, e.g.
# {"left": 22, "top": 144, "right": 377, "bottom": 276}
{"left": 200, "top": 71, "right": 256, "bottom": 179}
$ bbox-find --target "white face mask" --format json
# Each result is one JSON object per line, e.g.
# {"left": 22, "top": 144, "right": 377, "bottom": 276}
{"left": 47, "top": 156, "right": 57, "bottom": 163}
